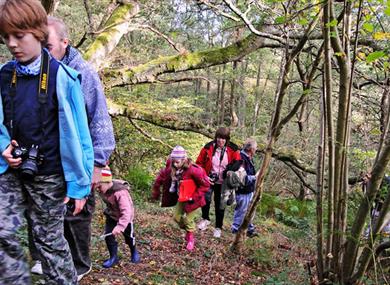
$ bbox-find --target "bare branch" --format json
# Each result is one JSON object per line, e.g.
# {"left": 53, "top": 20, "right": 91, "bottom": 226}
{"left": 196, "top": 0, "right": 240, "bottom": 21}
{"left": 156, "top": 76, "right": 211, "bottom": 84}
{"left": 222, "top": 0, "right": 285, "bottom": 43}
{"left": 83, "top": 0, "right": 93, "bottom": 32}
{"left": 128, "top": 118, "right": 173, "bottom": 149}
{"left": 136, "top": 24, "right": 187, "bottom": 53}
{"left": 284, "top": 162, "right": 316, "bottom": 194}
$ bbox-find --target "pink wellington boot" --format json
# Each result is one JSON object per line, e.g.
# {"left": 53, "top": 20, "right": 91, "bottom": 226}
{"left": 185, "top": 231, "right": 195, "bottom": 251}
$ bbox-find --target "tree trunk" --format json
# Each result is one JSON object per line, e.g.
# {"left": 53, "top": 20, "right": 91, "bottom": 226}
{"left": 316, "top": 75, "right": 326, "bottom": 280}
{"left": 252, "top": 61, "right": 262, "bottom": 135}
{"left": 238, "top": 60, "right": 248, "bottom": 130}
{"left": 352, "top": 188, "right": 390, "bottom": 283}
{"left": 219, "top": 65, "right": 227, "bottom": 125}
{"left": 230, "top": 61, "right": 239, "bottom": 127}
{"left": 327, "top": 0, "right": 352, "bottom": 275}
{"left": 322, "top": 0, "right": 335, "bottom": 274}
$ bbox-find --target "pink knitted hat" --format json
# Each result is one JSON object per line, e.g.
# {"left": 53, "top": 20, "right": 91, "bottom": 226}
{"left": 170, "top": 145, "right": 187, "bottom": 160}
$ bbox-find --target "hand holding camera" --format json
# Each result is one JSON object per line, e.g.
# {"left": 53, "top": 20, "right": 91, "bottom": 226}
{"left": 11, "top": 143, "right": 44, "bottom": 180}
{"left": 1, "top": 140, "right": 22, "bottom": 169}
{"left": 208, "top": 172, "right": 219, "bottom": 185}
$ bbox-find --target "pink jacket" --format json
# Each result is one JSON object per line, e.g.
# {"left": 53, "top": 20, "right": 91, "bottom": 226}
{"left": 99, "top": 179, "right": 135, "bottom": 232}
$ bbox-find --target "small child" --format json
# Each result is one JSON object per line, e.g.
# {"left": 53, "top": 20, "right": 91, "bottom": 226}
{"left": 95, "top": 166, "right": 141, "bottom": 268}
{"left": 169, "top": 146, "right": 210, "bottom": 251}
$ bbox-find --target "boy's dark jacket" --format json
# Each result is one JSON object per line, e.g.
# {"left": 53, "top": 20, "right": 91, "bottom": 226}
{"left": 151, "top": 160, "right": 210, "bottom": 212}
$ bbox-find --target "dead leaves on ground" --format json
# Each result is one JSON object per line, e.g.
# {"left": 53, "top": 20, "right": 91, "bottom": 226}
{"left": 80, "top": 201, "right": 315, "bottom": 285}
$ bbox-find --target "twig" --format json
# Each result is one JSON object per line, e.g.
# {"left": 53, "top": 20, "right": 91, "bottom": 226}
{"left": 128, "top": 118, "right": 173, "bottom": 149}
{"left": 136, "top": 24, "right": 187, "bottom": 53}
{"left": 197, "top": 0, "right": 240, "bottom": 22}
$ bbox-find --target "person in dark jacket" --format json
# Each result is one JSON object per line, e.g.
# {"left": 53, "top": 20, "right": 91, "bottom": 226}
{"left": 231, "top": 138, "right": 258, "bottom": 237}
{"left": 196, "top": 127, "right": 240, "bottom": 238}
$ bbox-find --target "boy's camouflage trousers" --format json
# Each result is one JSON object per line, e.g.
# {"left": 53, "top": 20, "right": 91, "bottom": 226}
{"left": 0, "top": 171, "right": 78, "bottom": 285}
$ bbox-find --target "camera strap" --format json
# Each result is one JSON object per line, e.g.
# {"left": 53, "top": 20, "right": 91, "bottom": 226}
{"left": 9, "top": 50, "right": 50, "bottom": 141}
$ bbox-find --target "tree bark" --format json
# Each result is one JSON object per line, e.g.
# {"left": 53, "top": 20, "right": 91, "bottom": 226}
{"left": 41, "top": 0, "right": 60, "bottom": 14}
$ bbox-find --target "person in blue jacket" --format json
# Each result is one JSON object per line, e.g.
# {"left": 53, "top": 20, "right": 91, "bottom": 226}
{"left": 0, "top": 0, "right": 93, "bottom": 284}
{"left": 27, "top": 16, "right": 116, "bottom": 281}
{"left": 231, "top": 138, "right": 258, "bottom": 238}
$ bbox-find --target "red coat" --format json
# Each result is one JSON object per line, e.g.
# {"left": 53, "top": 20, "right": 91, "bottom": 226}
{"left": 151, "top": 161, "right": 210, "bottom": 213}
{"left": 151, "top": 160, "right": 177, "bottom": 207}
{"left": 196, "top": 141, "right": 241, "bottom": 175}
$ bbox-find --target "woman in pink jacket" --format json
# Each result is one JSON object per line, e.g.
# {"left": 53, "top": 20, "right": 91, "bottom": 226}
{"left": 96, "top": 166, "right": 141, "bottom": 268}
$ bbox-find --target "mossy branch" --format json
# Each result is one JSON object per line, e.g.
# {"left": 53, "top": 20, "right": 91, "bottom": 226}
{"left": 106, "top": 99, "right": 214, "bottom": 138}
{"left": 102, "top": 32, "right": 279, "bottom": 87}
{"left": 83, "top": 1, "right": 140, "bottom": 70}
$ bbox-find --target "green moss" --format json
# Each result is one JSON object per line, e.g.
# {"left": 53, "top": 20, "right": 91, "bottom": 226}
{"left": 105, "top": 4, "right": 133, "bottom": 27}
{"left": 83, "top": 4, "right": 133, "bottom": 61}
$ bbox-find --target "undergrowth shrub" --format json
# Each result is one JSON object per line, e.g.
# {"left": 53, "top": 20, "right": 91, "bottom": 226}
{"left": 125, "top": 165, "right": 154, "bottom": 202}
{"left": 260, "top": 193, "right": 314, "bottom": 231}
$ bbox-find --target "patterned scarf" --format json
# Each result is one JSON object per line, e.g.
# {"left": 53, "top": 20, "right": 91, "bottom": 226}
{"left": 15, "top": 54, "right": 42, "bottom": 76}
{"left": 61, "top": 46, "right": 79, "bottom": 66}
{"left": 14, "top": 49, "right": 51, "bottom": 76}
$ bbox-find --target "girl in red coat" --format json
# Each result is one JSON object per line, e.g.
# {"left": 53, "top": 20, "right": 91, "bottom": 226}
{"left": 152, "top": 146, "right": 210, "bottom": 251}
{"left": 196, "top": 127, "right": 241, "bottom": 238}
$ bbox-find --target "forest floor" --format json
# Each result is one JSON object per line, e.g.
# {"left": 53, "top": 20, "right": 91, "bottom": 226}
{"left": 74, "top": 198, "right": 317, "bottom": 285}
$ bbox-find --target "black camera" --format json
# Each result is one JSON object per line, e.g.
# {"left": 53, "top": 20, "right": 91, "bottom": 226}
{"left": 12, "top": 145, "right": 44, "bottom": 180}
{"left": 209, "top": 173, "right": 219, "bottom": 183}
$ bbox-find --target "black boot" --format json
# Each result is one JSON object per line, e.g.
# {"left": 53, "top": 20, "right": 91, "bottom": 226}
{"left": 102, "top": 243, "right": 119, "bottom": 268}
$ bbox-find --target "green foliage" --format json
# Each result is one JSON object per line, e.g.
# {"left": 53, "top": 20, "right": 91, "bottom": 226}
{"left": 350, "top": 148, "right": 376, "bottom": 172}
{"left": 366, "top": 51, "right": 387, "bottom": 63}
{"left": 264, "top": 271, "right": 289, "bottom": 285}
{"left": 125, "top": 165, "right": 153, "bottom": 193}
{"left": 246, "top": 235, "right": 276, "bottom": 268}
{"left": 260, "top": 193, "right": 314, "bottom": 231}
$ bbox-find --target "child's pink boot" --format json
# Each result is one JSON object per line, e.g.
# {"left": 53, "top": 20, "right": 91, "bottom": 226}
{"left": 185, "top": 231, "right": 195, "bottom": 251}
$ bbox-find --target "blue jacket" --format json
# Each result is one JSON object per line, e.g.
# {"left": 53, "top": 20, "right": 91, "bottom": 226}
{"left": 0, "top": 61, "right": 94, "bottom": 199}
{"left": 237, "top": 150, "right": 257, "bottom": 194}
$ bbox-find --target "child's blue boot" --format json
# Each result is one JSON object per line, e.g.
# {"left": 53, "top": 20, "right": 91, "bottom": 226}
{"left": 130, "top": 247, "right": 141, "bottom": 263}
{"left": 103, "top": 244, "right": 119, "bottom": 268}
